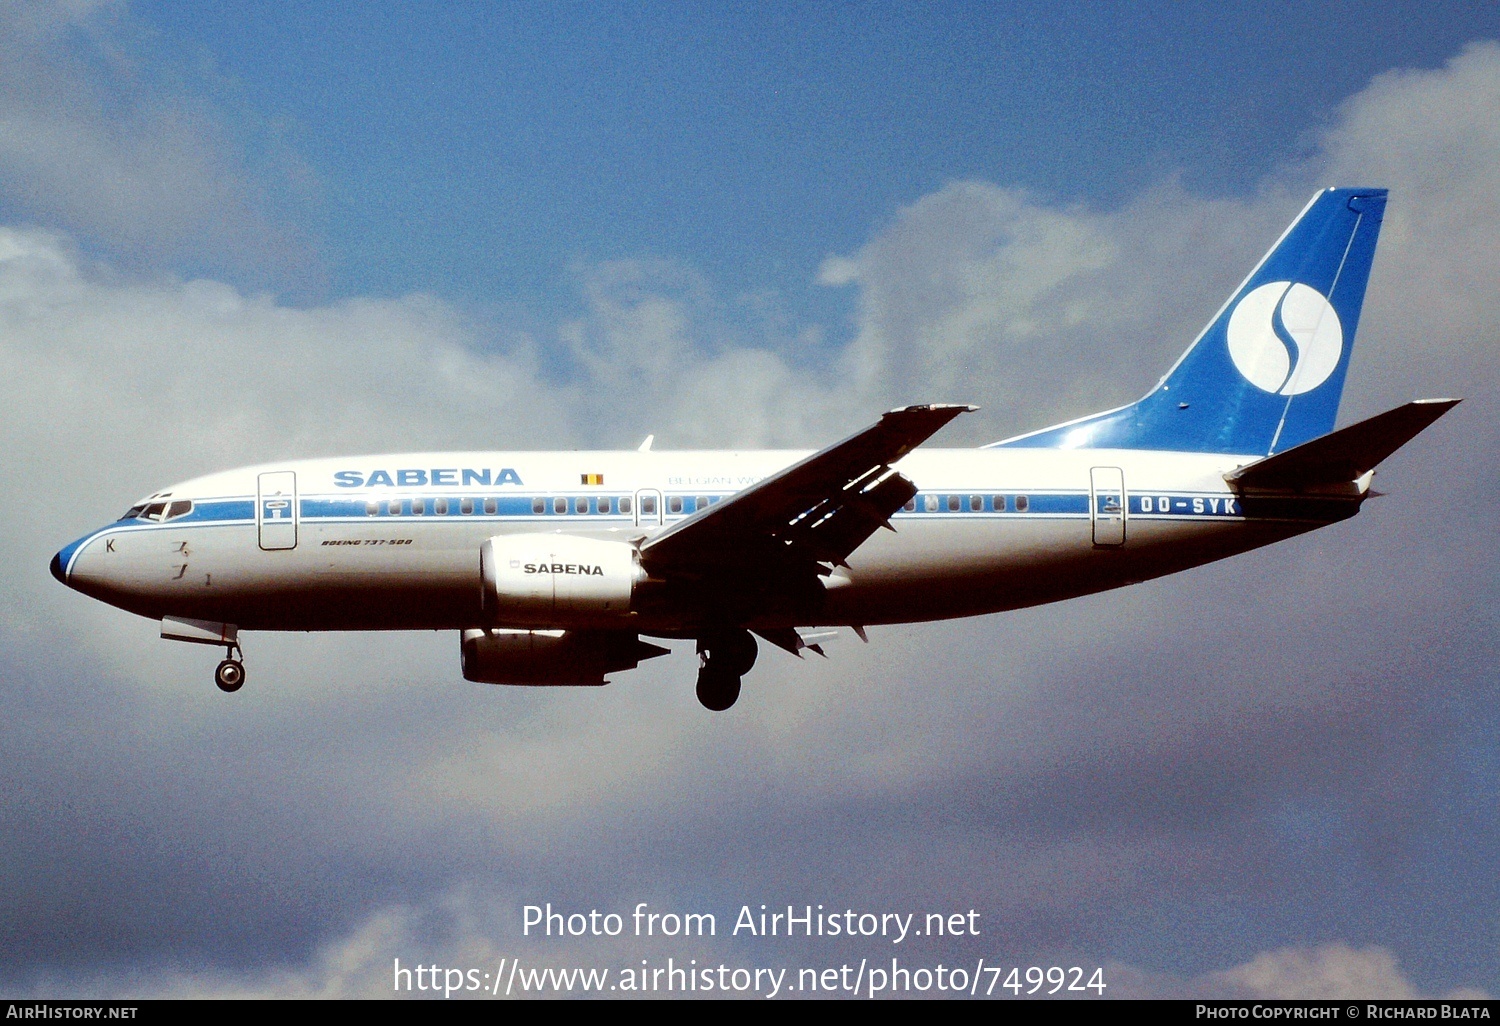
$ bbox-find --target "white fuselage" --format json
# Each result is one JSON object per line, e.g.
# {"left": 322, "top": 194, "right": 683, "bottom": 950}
{"left": 56, "top": 446, "right": 1331, "bottom": 636}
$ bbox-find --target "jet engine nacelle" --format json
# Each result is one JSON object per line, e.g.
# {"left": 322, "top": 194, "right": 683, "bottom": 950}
{"left": 480, "top": 533, "right": 641, "bottom": 626}
{"left": 460, "top": 628, "right": 668, "bottom": 686}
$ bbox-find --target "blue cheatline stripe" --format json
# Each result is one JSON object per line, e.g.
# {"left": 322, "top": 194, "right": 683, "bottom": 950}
{"left": 199, "top": 499, "right": 254, "bottom": 521}
{"left": 97, "top": 490, "right": 1261, "bottom": 533}
{"left": 57, "top": 487, "right": 1279, "bottom": 580}
{"left": 302, "top": 494, "right": 705, "bottom": 518}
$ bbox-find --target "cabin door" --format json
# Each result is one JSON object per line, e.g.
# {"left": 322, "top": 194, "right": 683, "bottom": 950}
{"left": 257, "top": 471, "right": 299, "bottom": 550}
{"left": 1090, "top": 466, "right": 1126, "bottom": 547}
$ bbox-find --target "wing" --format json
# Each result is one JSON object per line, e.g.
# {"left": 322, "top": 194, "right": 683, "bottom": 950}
{"left": 638, "top": 405, "right": 974, "bottom": 600}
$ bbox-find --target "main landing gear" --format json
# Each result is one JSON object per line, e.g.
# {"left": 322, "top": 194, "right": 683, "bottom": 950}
{"left": 215, "top": 642, "right": 246, "bottom": 693}
{"left": 695, "top": 629, "right": 757, "bottom": 711}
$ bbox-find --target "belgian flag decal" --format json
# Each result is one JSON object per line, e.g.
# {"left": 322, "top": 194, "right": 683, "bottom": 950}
{"left": 581, "top": 473, "right": 604, "bottom": 485}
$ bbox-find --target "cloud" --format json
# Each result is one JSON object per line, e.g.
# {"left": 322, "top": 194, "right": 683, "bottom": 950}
{"left": 29, "top": 902, "right": 1491, "bottom": 1000}
{"left": 1319, "top": 42, "right": 1500, "bottom": 415}
{"left": 816, "top": 181, "right": 1299, "bottom": 446}
{"left": 1113, "top": 943, "right": 1491, "bottom": 1000}
{"left": 18, "top": 887, "right": 810, "bottom": 999}
{"left": 1205, "top": 943, "right": 1488, "bottom": 1000}
{"left": 815, "top": 45, "right": 1500, "bottom": 446}
{"left": 2, "top": 34, "right": 1500, "bottom": 1001}
{"left": 557, "top": 257, "right": 860, "bottom": 449}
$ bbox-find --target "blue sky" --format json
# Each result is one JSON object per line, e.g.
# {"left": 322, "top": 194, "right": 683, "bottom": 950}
{"left": 73, "top": 2, "right": 1500, "bottom": 319}
{"left": 2, "top": 0, "right": 1499, "bottom": 1000}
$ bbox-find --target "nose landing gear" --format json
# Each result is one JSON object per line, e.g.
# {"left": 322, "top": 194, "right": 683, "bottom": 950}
{"left": 695, "top": 629, "right": 757, "bottom": 711}
{"left": 159, "top": 618, "right": 246, "bottom": 693}
{"left": 214, "top": 642, "right": 246, "bottom": 693}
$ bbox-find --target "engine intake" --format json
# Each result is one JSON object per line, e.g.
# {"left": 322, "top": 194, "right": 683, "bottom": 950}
{"left": 461, "top": 628, "right": 669, "bottom": 686}
{"left": 481, "top": 534, "right": 641, "bottom": 626}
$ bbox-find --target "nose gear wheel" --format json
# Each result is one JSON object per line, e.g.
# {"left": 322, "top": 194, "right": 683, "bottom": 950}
{"left": 214, "top": 641, "right": 245, "bottom": 693}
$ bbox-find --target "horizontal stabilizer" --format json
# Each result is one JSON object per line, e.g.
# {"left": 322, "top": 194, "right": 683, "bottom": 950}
{"left": 1228, "top": 399, "right": 1459, "bottom": 492}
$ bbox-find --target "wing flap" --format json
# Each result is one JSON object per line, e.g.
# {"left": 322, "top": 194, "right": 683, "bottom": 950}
{"left": 641, "top": 404, "right": 973, "bottom": 576}
{"left": 753, "top": 626, "right": 838, "bottom": 658}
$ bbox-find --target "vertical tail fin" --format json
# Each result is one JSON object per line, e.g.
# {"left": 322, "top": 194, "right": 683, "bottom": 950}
{"left": 993, "top": 188, "right": 1387, "bottom": 455}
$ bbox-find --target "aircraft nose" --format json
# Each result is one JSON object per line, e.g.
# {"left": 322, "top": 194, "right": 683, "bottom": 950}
{"left": 50, "top": 550, "right": 65, "bottom": 584}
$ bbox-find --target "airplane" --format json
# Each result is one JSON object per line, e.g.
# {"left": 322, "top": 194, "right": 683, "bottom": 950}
{"left": 50, "top": 187, "right": 1458, "bottom": 711}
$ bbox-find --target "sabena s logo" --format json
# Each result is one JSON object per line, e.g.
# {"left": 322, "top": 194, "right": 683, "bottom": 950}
{"left": 1225, "top": 281, "right": 1343, "bottom": 395}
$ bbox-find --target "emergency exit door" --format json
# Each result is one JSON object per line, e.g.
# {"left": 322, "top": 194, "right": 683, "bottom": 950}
{"left": 634, "top": 489, "right": 663, "bottom": 527}
{"left": 1090, "top": 467, "right": 1126, "bottom": 547}
{"left": 257, "top": 471, "right": 298, "bottom": 550}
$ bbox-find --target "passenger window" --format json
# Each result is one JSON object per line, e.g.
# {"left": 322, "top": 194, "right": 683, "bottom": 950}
{"left": 993, "top": 494, "right": 1006, "bottom": 512}
{"left": 620, "top": 495, "right": 633, "bottom": 514}
{"left": 1016, "top": 495, "right": 1030, "bottom": 512}
{"left": 485, "top": 498, "right": 498, "bottom": 515}
{"left": 669, "top": 496, "right": 683, "bottom": 514}
{"left": 641, "top": 494, "right": 656, "bottom": 515}
{"left": 412, "top": 498, "right": 425, "bottom": 515}
{"left": 970, "top": 495, "right": 982, "bottom": 512}
{"left": 388, "top": 500, "right": 402, "bottom": 516}
{"left": 434, "top": 498, "right": 449, "bottom": 515}
{"left": 903, "top": 499, "right": 915, "bottom": 512}
{"left": 575, "top": 497, "right": 588, "bottom": 514}
{"left": 460, "top": 498, "right": 474, "bottom": 515}
{"left": 553, "top": 497, "right": 567, "bottom": 514}
{"left": 598, "top": 496, "right": 611, "bottom": 514}
{"left": 947, "top": 495, "right": 960, "bottom": 512}
{"left": 923, "top": 494, "right": 937, "bottom": 513}
{"left": 532, "top": 497, "right": 545, "bottom": 514}
{"left": 695, "top": 496, "right": 707, "bottom": 511}
{"left": 365, "top": 501, "right": 378, "bottom": 517}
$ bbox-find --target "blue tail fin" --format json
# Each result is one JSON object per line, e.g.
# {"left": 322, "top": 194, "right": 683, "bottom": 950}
{"left": 993, "top": 188, "right": 1387, "bottom": 455}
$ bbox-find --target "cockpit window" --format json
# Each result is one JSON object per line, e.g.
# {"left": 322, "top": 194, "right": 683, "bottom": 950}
{"left": 130, "top": 500, "right": 193, "bottom": 522}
